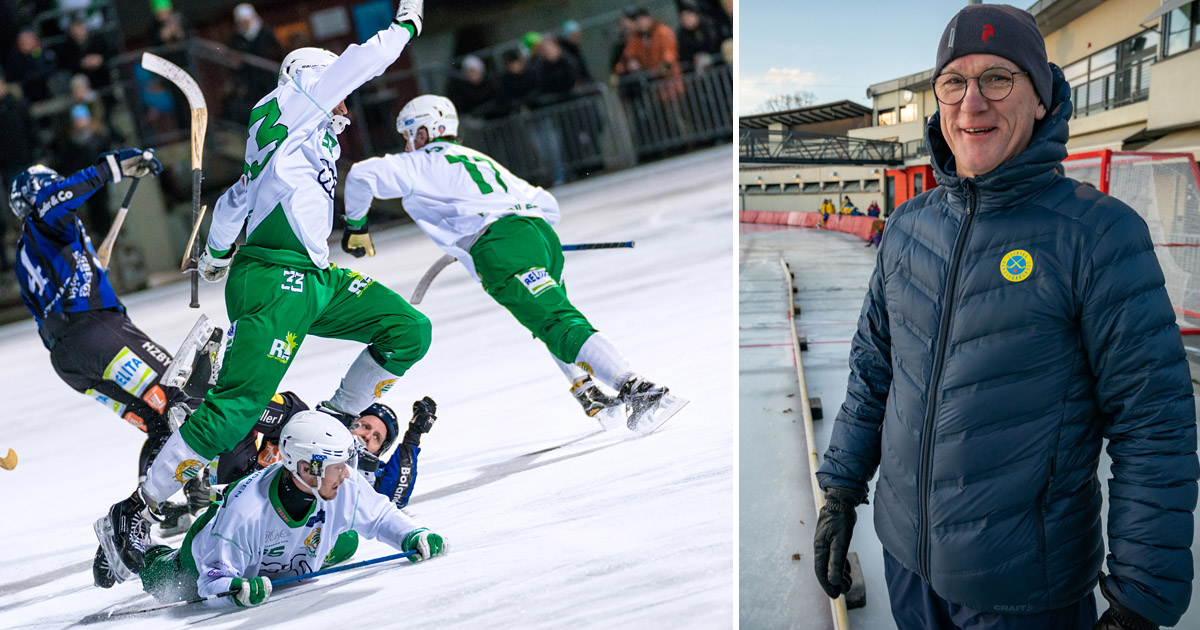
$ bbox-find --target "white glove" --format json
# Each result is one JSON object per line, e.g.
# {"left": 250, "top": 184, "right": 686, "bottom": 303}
{"left": 232, "top": 575, "right": 272, "bottom": 607}
{"left": 395, "top": 0, "right": 423, "bottom": 36}
{"left": 198, "top": 245, "right": 236, "bottom": 282}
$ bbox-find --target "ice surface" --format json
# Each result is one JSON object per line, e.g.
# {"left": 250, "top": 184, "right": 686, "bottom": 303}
{"left": 0, "top": 147, "right": 735, "bottom": 629}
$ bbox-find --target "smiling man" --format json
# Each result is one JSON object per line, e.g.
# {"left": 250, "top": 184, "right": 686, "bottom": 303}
{"left": 811, "top": 5, "right": 1197, "bottom": 630}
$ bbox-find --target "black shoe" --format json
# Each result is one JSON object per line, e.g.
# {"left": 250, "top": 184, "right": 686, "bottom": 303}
{"left": 92, "top": 545, "right": 117, "bottom": 588}
{"left": 95, "top": 490, "right": 157, "bottom": 576}
{"left": 570, "top": 376, "right": 620, "bottom": 418}
{"left": 618, "top": 376, "right": 668, "bottom": 432}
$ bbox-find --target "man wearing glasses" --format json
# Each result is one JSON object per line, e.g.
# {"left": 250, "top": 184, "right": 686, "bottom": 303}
{"left": 811, "top": 4, "right": 1197, "bottom": 630}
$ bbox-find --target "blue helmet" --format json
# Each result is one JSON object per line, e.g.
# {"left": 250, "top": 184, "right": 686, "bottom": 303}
{"left": 359, "top": 402, "right": 400, "bottom": 454}
{"left": 9, "top": 165, "right": 62, "bottom": 220}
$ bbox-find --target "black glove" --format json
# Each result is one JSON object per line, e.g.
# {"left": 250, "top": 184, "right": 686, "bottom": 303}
{"left": 341, "top": 218, "right": 375, "bottom": 258}
{"left": 100, "top": 148, "right": 162, "bottom": 182}
{"left": 813, "top": 486, "right": 864, "bottom": 599}
{"left": 1095, "top": 573, "right": 1158, "bottom": 630}
{"left": 406, "top": 396, "right": 436, "bottom": 444}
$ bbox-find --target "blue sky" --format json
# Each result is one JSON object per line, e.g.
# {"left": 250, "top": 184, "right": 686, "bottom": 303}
{"left": 739, "top": 0, "right": 1017, "bottom": 113}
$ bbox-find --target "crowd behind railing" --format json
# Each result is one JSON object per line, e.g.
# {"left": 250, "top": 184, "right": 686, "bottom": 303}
{"left": 0, "top": 0, "right": 733, "bottom": 282}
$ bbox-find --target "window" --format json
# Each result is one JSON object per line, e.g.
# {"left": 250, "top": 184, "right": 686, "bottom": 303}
{"left": 878, "top": 109, "right": 897, "bottom": 126}
{"left": 899, "top": 103, "right": 917, "bottom": 123}
{"left": 913, "top": 173, "right": 923, "bottom": 195}
{"left": 1067, "top": 28, "right": 1158, "bottom": 117}
{"left": 1165, "top": 1, "right": 1200, "bottom": 56}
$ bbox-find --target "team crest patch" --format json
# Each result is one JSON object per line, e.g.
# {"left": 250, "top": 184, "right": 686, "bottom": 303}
{"left": 175, "top": 459, "right": 203, "bottom": 483}
{"left": 576, "top": 361, "right": 594, "bottom": 375}
{"left": 305, "top": 526, "right": 322, "bottom": 556}
{"left": 374, "top": 379, "right": 397, "bottom": 397}
{"left": 1000, "top": 249, "right": 1033, "bottom": 283}
{"left": 516, "top": 267, "right": 557, "bottom": 297}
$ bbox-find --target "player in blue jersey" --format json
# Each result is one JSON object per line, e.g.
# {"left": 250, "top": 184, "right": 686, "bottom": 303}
{"left": 8, "top": 152, "right": 219, "bottom": 486}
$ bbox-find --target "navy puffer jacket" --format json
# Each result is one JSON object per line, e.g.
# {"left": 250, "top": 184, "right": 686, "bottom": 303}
{"left": 816, "top": 64, "right": 1198, "bottom": 625}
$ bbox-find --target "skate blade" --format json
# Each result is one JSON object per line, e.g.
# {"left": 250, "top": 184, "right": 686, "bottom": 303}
{"left": 92, "top": 517, "right": 132, "bottom": 584}
{"left": 163, "top": 315, "right": 214, "bottom": 389}
{"left": 595, "top": 405, "right": 627, "bottom": 431}
{"left": 630, "top": 394, "right": 689, "bottom": 436}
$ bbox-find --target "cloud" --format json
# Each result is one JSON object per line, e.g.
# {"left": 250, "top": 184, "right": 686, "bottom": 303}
{"left": 740, "top": 68, "right": 822, "bottom": 112}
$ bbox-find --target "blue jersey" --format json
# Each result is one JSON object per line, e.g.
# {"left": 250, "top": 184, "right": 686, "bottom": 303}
{"left": 15, "top": 165, "right": 121, "bottom": 330}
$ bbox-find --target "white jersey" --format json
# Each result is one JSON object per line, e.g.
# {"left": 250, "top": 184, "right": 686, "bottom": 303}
{"left": 185, "top": 464, "right": 419, "bottom": 606}
{"left": 208, "top": 22, "right": 415, "bottom": 269}
{"left": 344, "top": 141, "right": 561, "bottom": 279}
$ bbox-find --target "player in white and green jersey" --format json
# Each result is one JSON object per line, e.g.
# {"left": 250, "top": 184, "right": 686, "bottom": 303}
{"left": 343, "top": 95, "right": 687, "bottom": 434}
{"left": 95, "top": 0, "right": 431, "bottom": 583}
{"left": 137, "top": 412, "right": 447, "bottom": 607}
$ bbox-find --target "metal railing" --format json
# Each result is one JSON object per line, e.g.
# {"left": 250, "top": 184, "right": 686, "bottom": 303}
{"left": 740, "top": 129, "right": 904, "bottom": 166}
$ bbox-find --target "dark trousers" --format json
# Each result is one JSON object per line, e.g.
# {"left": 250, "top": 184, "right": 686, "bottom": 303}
{"left": 44, "top": 308, "right": 195, "bottom": 477}
{"left": 884, "top": 549, "right": 1096, "bottom": 630}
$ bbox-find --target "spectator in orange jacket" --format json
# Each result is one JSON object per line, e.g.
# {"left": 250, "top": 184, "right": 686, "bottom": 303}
{"left": 615, "top": 8, "right": 682, "bottom": 99}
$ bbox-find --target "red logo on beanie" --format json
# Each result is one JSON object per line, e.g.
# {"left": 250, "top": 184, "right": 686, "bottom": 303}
{"left": 982, "top": 24, "right": 994, "bottom": 42}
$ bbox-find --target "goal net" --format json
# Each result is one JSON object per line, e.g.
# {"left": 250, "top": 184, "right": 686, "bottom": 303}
{"left": 1063, "top": 150, "right": 1200, "bottom": 334}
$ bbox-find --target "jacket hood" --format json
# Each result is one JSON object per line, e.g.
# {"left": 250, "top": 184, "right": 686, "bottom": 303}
{"left": 926, "top": 63, "right": 1071, "bottom": 210}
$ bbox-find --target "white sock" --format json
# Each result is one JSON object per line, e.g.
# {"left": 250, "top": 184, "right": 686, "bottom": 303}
{"left": 553, "top": 355, "right": 589, "bottom": 385}
{"left": 574, "top": 333, "right": 632, "bottom": 391}
{"left": 328, "top": 347, "right": 398, "bottom": 415}
{"left": 142, "top": 431, "right": 207, "bottom": 504}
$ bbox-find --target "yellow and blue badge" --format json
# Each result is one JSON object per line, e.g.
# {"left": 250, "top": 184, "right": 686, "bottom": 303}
{"left": 1000, "top": 249, "right": 1033, "bottom": 282}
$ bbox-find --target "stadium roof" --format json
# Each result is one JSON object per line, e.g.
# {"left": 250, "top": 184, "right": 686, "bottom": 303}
{"left": 739, "top": 100, "right": 872, "bottom": 129}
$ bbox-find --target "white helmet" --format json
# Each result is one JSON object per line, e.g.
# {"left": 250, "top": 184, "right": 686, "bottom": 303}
{"left": 280, "top": 411, "right": 359, "bottom": 492}
{"left": 278, "top": 47, "right": 338, "bottom": 86}
{"left": 396, "top": 95, "right": 459, "bottom": 149}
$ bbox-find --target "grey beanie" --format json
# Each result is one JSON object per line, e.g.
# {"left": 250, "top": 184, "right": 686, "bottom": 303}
{"left": 934, "top": 4, "right": 1052, "bottom": 108}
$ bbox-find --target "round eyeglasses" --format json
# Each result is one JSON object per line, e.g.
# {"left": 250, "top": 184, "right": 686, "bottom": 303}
{"left": 932, "top": 68, "right": 1028, "bottom": 105}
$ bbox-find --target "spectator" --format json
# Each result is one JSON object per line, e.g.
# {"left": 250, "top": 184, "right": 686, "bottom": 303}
{"left": 225, "top": 3, "right": 283, "bottom": 125}
{"left": 496, "top": 48, "right": 536, "bottom": 115}
{"left": 0, "top": 71, "right": 39, "bottom": 270}
{"left": 676, "top": 3, "right": 722, "bottom": 73}
{"left": 616, "top": 8, "right": 683, "bottom": 100}
{"left": 52, "top": 104, "right": 114, "bottom": 234}
{"left": 56, "top": 17, "right": 117, "bottom": 97}
{"left": 866, "top": 200, "right": 880, "bottom": 217}
{"left": 839, "top": 196, "right": 856, "bottom": 215}
{"left": 820, "top": 198, "right": 835, "bottom": 224}
{"left": 529, "top": 38, "right": 581, "bottom": 106}
{"left": 557, "top": 20, "right": 593, "bottom": 85}
{"left": 445, "top": 55, "right": 498, "bottom": 120}
{"left": 609, "top": 10, "right": 638, "bottom": 80}
{"left": 7, "top": 30, "right": 58, "bottom": 102}
{"left": 68, "top": 73, "right": 107, "bottom": 128}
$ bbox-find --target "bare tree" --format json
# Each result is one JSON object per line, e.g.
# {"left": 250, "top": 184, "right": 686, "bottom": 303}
{"left": 754, "top": 91, "right": 817, "bottom": 114}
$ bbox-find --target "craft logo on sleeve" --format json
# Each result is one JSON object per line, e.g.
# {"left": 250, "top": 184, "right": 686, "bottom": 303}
{"left": 1000, "top": 249, "right": 1033, "bottom": 282}
{"left": 517, "top": 267, "right": 557, "bottom": 296}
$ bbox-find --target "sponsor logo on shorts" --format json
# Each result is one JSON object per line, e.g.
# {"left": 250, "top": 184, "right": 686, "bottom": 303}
{"left": 517, "top": 267, "right": 557, "bottom": 297}
{"left": 268, "top": 332, "right": 298, "bottom": 364}
{"left": 1000, "top": 249, "right": 1033, "bottom": 283}
{"left": 142, "top": 385, "right": 167, "bottom": 414}
{"left": 123, "top": 411, "right": 146, "bottom": 432}
{"left": 374, "top": 379, "right": 397, "bottom": 397}
{"left": 141, "top": 341, "right": 169, "bottom": 365}
{"left": 85, "top": 388, "right": 126, "bottom": 416}
{"left": 104, "top": 347, "right": 158, "bottom": 396}
{"left": 175, "top": 459, "right": 203, "bottom": 483}
{"left": 347, "top": 271, "right": 374, "bottom": 296}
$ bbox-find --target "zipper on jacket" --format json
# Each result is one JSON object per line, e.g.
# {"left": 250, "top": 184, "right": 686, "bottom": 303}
{"left": 1034, "top": 457, "right": 1055, "bottom": 554}
{"left": 917, "top": 181, "right": 979, "bottom": 583}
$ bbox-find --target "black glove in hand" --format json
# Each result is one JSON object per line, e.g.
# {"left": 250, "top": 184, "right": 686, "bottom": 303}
{"left": 1095, "top": 573, "right": 1158, "bottom": 630}
{"left": 813, "top": 486, "right": 864, "bottom": 599}
{"left": 100, "top": 148, "right": 162, "bottom": 182}
{"left": 341, "top": 219, "right": 375, "bottom": 258}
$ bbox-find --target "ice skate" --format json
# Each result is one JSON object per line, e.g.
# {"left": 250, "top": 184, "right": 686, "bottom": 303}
{"left": 155, "top": 501, "right": 192, "bottom": 537}
{"left": 184, "top": 469, "right": 212, "bottom": 515}
{"left": 91, "top": 545, "right": 118, "bottom": 588}
{"left": 618, "top": 376, "right": 689, "bottom": 435}
{"left": 93, "top": 489, "right": 161, "bottom": 579}
{"left": 163, "top": 315, "right": 222, "bottom": 398}
{"left": 571, "top": 376, "right": 624, "bottom": 430}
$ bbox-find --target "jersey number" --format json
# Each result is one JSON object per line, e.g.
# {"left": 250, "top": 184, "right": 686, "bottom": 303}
{"left": 446, "top": 155, "right": 508, "bottom": 194}
{"left": 245, "top": 99, "right": 289, "bottom": 181}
